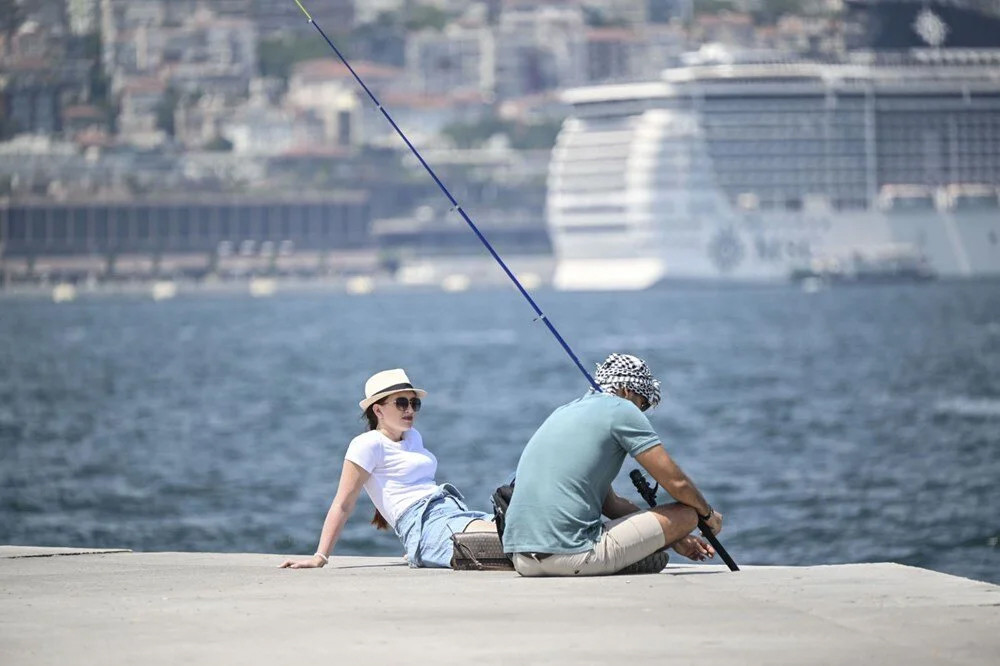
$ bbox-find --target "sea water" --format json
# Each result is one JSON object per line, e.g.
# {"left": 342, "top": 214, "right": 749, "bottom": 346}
{"left": 1, "top": 282, "right": 997, "bottom": 583}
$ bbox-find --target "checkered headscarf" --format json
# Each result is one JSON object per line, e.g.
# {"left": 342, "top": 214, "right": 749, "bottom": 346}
{"left": 589, "top": 353, "right": 661, "bottom": 409}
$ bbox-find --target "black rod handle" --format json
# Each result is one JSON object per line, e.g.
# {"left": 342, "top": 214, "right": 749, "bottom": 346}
{"left": 697, "top": 518, "right": 739, "bottom": 571}
{"left": 629, "top": 470, "right": 739, "bottom": 572}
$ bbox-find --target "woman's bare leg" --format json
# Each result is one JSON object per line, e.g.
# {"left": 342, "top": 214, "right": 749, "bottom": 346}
{"left": 463, "top": 519, "right": 496, "bottom": 533}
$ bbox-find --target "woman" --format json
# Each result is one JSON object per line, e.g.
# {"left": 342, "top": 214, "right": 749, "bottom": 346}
{"left": 280, "top": 368, "right": 494, "bottom": 570}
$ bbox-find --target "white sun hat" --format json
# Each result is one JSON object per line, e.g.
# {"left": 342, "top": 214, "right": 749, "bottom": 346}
{"left": 359, "top": 368, "right": 427, "bottom": 411}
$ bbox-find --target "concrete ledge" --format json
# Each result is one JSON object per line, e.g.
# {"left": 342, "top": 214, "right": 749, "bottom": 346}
{"left": 1, "top": 549, "right": 998, "bottom": 665}
{"left": 0, "top": 546, "right": 132, "bottom": 559}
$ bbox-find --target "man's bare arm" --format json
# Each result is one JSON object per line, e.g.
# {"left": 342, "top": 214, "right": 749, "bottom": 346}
{"left": 602, "top": 488, "right": 642, "bottom": 519}
{"left": 634, "top": 444, "right": 713, "bottom": 519}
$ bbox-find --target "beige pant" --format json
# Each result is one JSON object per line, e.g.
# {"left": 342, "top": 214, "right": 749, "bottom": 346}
{"left": 511, "top": 511, "right": 666, "bottom": 577}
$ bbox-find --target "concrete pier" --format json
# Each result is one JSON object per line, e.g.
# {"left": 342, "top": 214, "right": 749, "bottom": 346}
{"left": 2, "top": 546, "right": 998, "bottom": 665}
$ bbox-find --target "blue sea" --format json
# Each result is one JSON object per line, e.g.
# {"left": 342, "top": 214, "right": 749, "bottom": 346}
{"left": 1, "top": 282, "right": 998, "bottom": 583}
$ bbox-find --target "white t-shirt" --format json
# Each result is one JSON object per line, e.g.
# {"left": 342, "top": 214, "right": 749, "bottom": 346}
{"left": 344, "top": 428, "right": 439, "bottom": 528}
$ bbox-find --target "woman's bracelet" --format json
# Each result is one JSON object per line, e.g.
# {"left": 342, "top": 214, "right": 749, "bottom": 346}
{"left": 314, "top": 552, "right": 329, "bottom": 565}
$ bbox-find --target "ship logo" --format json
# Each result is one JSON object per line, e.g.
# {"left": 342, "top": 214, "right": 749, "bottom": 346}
{"left": 708, "top": 228, "right": 745, "bottom": 273}
{"left": 913, "top": 8, "right": 948, "bottom": 47}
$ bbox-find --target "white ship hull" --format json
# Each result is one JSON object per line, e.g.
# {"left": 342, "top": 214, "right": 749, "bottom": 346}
{"left": 553, "top": 207, "right": 1000, "bottom": 289}
{"left": 547, "top": 62, "right": 1000, "bottom": 290}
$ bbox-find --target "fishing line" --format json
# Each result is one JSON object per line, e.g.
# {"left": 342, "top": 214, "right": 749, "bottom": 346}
{"left": 292, "top": 1, "right": 736, "bottom": 569}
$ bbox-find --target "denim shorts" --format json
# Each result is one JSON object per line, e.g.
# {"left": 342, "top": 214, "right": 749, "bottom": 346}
{"left": 394, "top": 483, "right": 492, "bottom": 568}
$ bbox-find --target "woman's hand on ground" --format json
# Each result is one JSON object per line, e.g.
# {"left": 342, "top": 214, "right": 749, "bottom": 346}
{"left": 278, "top": 554, "right": 326, "bottom": 569}
{"left": 672, "top": 535, "right": 715, "bottom": 561}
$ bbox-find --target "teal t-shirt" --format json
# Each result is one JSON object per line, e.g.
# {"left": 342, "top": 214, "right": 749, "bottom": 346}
{"left": 502, "top": 392, "right": 661, "bottom": 554}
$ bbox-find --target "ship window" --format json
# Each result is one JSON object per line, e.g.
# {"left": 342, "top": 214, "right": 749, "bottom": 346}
{"left": 560, "top": 224, "right": 628, "bottom": 234}
{"left": 288, "top": 205, "right": 306, "bottom": 242}
{"left": 51, "top": 208, "right": 69, "bottom": 242}
{"left": 556, "top": 205, "right": 626, "bottom": 216}
{"left": 306, "top": 205, "right": 324, "bottom": 238}
{"left": 136, "top": 207, "right": 151, "bottom": 240}
{"left": 886, "top": 197, "right": 935, "bottom": 212}
{"left": 153, "top": 207, "right": 170, "bottom": 241}
{"left": 953, "top": 195, "right": 998, "bottom": 210}
{"left": 218, "top": 206, "right": 233, "bottom": 239}
{"left": 195, "top": 207, "right": 212, "bottom": 240}
{"left": 71, "top": 209, "right": 88, "bottom": 241}
{"left": 238, "top": 208, "right": 253, "bottom": 239}
{"left": 269, "top": 206, "right": 285, "bottom": 239}
{"left": 8, "top": 208, "right": 26, "bottom": 241}
{"left": 114, "top": 208, "right": 129, "bottom": 240}
{"left": 176, "top": 211, "right": 190, "bottom": 242}
{"left": 94, "top": 207, "right": 108, "bottom": 242}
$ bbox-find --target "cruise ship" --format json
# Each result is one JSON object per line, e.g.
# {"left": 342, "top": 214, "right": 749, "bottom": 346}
{"left": 547, "top": 0, "right": 1000, "bottom": 289}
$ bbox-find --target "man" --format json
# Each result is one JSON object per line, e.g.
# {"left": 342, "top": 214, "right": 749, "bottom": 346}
{"left": 502, "top": 353, "right": 723, "bottom": 576}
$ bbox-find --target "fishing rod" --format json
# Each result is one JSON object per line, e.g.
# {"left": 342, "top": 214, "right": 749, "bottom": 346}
{"left": 292, "top": 1, "right": 737, "bottom": 570}
{"left": 290, "top": 0, "right": 598, "bottom": 393}
{"left": 630, "top": 470, "right": 739, "bottom": 571}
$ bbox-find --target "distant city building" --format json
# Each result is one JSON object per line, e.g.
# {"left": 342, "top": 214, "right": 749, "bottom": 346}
{"left": 374, "top": 90, "right": 491, "bottom": 144}
{"left": 222, "top": 105, "right": 323, "bottom": 156}
{"left": 693, "top": 11, "right": 756, "bottom": 47}
{"left": 494, "top": 6, "right": 586, "bottom": 98}
{"left": 405, "top": 24, "right": 495, "bottom": 97}
{"left": 158, "top": 9, "right": 258, "bottom": 96}
{"left": 173, "top": 95, "right": 231, "bottom": 149}
{"left": 99, "top": 0, "right": 166, "bottom": 77}
{"left": 67, "top": 0, "right": 100, "bottom": 35}
{"left": 647, "top": 0, "right": 693, "bottom": 24}
{"left": 593, "top": 0, "right": 649, "bottom": 25}
{"left": 584, "top": 28, "right": 639, "bottom": 82}
{"left": 100, "top": 2, "right": 256, "bottom": 95}
{"left": 61, "top": 105, "right": 108, "bottom": 142}
{"left": 116, "top": 77, "right": 168, "bottom": 148}
{"left": 1, "top": 20, "right": 91, "bottom": 136}
{"left": 287, "top": 59, "right": 402, "bottom": 147}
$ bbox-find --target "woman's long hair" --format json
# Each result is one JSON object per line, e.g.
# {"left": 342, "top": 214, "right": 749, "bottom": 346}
{"left": 363, "top": 400, "right": 391, "bottom": 531}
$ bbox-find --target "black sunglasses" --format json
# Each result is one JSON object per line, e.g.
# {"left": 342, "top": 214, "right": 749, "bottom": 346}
{"left": 391, "top": 397, "right": 421, "bottom": 412}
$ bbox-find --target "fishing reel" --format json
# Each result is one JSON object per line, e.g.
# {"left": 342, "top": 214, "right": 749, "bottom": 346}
{"left": 629, "top": 469, "right": 659, "bottom": 508}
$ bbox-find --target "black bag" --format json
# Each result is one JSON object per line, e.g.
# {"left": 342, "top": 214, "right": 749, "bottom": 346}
{"left": 450, "top": 531, "right": 514, "bottom": 571}
{"left": 491, "top": 483, "right": 514, "bottom": 542}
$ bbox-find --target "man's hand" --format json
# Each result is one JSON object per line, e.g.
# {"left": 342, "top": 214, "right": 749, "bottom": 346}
{"left": 672, "top": 535, "right": 715, "bottom": 561}
{"left": 702, "top": 510, "right": 723, "bottom": 536}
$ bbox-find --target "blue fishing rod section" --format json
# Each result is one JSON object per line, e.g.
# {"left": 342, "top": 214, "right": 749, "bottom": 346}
{"left": 291, "top": 0, "right": 599, "bottom": 393}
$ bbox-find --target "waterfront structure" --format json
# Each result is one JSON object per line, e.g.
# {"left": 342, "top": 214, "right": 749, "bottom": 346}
{"left": 0, "top": 193, "right": 371, "bottom": 284}
{"left": 546, "top": 0, "right": 1000, "bottom": 288}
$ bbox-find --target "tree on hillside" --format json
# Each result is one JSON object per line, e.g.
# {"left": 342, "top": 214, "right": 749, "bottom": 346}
{"left": 404, "top": 4, "right": 450, "bottom": 32}
{"left": 258, "top": 35, "right": 332, "bottom": 80}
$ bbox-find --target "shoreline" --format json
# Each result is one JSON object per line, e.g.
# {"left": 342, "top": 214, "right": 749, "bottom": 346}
{"left": 3, "top": 273, "right": 999, "bottom": 302}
